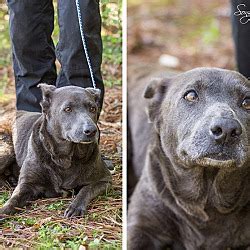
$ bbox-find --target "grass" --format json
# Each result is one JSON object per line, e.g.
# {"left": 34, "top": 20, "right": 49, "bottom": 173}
{"left": 0, "top": 190, "right": 9, "bottom": 204}
{"left": 0, "top": 157, "right": 124, "bottom": 248}
{"left": 0, "top": 87, "right": 122, "bottom": 249}
{"left": 0, "top": 173, "right": 122, "bottom": 248}
{"left": 0, "top": 86, "right": 122, "bottom": 248}
{"left": 46, "top": 200, "right": 65, "bottom": 211}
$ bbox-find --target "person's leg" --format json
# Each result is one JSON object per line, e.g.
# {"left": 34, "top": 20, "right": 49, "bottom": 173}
{"left": 7, "top": 0, "right": 57, "bottom": 112}
{"left": 56, "top": 1, "right": 113, "bottom": 171}
{"left": 56, "top": 0, "right": 104, "bottom": 110}
{"left": 231, "top": 0, "right": 250, "bottom": 79}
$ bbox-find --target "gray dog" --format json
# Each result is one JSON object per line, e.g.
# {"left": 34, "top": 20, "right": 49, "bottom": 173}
{"left": 0, "top": 84, "right": 112, "bottom": 218}
{"left": 128, "top": 67, "right": 250, "bottom": 249}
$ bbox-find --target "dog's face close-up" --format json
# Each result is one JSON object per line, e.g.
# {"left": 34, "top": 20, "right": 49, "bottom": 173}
{"left": 39, "top": 84, "right": 101, "bottom": 144}
{"left": 145, "top": 68, "right": 250, "bottom": 169}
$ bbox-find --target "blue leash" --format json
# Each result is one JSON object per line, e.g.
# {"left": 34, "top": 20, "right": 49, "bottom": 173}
{"left": 75, "top": 0, "right": 97, "bottom": 89}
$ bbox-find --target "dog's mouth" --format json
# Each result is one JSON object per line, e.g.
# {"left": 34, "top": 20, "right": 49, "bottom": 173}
{"left": 195, "top": 151, "right": 238, "bottom": 167}
{"left": 79, "top": 140, "right": 93, "bottom": 144}
{"left": 65, "top": 137, "right": 95, "bottom": 144}
{"left": 178, "top": 150, "right": 241, "bottom": 168}
{"left": 65, "top": 133, "right": 98, "bottom": 145}
{"left": 194, "top": 157, "right": 236, "bottom": 168}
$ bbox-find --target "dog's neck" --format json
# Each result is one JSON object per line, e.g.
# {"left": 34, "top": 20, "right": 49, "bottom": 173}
{"left": 147, "top": 133, "right": 249, "bottom": 222}
{"left": 38, "top": 116, "right": 96, "bottom": 168}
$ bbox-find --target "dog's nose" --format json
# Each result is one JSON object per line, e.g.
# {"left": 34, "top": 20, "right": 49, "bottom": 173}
{"left": 209, "top": 118, "right": 242, "bottom": 143}
{"left": 83, "top": 126, "right": 97, "bottom": 137}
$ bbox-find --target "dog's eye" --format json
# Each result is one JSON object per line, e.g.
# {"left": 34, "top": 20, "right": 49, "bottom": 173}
{"left": 89, "top": 106, "right": 96, "bottom": 113}
{"left": 64, "top": 107, "right": 72, "bottom": 113}
{"left": 242, "top": 97, "right": 250, "bottom": 110}
{"left": 183, "top": 90, "right": 199, "bottom": 102}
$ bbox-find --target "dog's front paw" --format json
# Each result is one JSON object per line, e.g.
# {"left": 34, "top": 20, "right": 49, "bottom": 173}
{"left": 0, "top": 208, "right": 8, "bottom": 223}
{"left": 0, "top": 206, "right": 11, "bottom": 223}
{"left": 64, "top": 204, "right": 86, "bottom": 218}
{"left": 0, "top": 202, "right": 18, "bottom": 216}
{"left": 0, "top": 206, "right": 10, "bottom": 215}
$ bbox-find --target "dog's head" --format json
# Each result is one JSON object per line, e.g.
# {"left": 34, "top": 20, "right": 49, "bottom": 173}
{"left": 38, "top": 84, "right": 101, "bottom": 144}
{"left": 145, "top": 68, "right": 250, "bottom": 169}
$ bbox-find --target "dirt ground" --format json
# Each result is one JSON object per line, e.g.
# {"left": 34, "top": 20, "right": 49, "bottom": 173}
{"left": 128, "top": 0, "right": 235, "bottom": 71}
{"left": 0, "top": 65, "right": 122, "bottom": 248}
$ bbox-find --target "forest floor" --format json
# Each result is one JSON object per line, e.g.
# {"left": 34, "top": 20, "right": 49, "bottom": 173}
{"left": 128, "top": 0, "right": 235, "bottom": 71}
{"left": 0, "top": 1, "right": 122, "bottom": 249}
{"left": 0, "top": 85, "right": 122, "bottom": 249}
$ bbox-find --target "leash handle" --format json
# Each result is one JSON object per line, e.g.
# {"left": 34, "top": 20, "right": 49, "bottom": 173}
{"left": 75, "top": 0, "right": 96, "bottom": 89}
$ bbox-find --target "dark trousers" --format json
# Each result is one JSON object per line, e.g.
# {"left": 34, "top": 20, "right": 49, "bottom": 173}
{"left": 7, "top": 0, "right": 104, "bottom": 112}
{"left": 231, "top": 0, "right": 250, "bottom": 79}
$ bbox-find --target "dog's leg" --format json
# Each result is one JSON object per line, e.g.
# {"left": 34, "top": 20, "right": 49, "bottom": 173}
{"left": 0, "top": 183, "right": 37, "bottom": 215}
{"left": 64, "top": 181, "right": 111, "bottom": 218}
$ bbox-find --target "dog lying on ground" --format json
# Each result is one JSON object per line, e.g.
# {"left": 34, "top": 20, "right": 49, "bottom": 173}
{"left": 0, "top": 84, "right": 112, "bottom": 218}
{"left": 128, "top": 67, "right": 250, "bottom": 249}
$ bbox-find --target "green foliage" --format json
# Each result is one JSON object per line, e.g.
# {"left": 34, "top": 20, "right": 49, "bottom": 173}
{"left": 0, "top": 5, "right": 10, "bottom": 51}
{"left": 0, "top": 4, "right": 11, "bottom": 68}
{"left": 201, "top": 19, "right": 220, "bottom": 45}
{"left": 178, "top": 11, "right": 220, "bottom": 48}
{"left": 46, "top": 200, "right": 65, "bottom": 211}
{"left": 36, "top": 222, "right": 121, "bottom": 249}
{"left": 103, "top": 35, "right": 122, "bottom": 66}
{"left": 88, "top": 239, "right": 121, "bottom": 249}
{"left": 101, "top": 0, "right": 122, "bottom": 86}
{"left": 37, "top": 223, "right": 72, "bottom": 248}
{"left": 52, "top": 1, "right": 59, "bottom": 44}
{"left": 0, "top": 191, "right": 9, "bottom": 205}
{"left": 0, "top": 68, "right": 8, "bottom": 97}
{"left": 22, "top": 217, "right": 37, "bottom": 226}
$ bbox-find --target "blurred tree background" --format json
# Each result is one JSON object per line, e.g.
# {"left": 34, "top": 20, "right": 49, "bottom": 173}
{"left": 128, "top": 0, "right": 235, "bottom": 72}
{"left": 0, "top": 0, "right": 122, "bottom": 103}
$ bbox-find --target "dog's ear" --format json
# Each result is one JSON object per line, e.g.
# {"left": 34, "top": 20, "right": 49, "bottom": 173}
{"left": 144, "top": 77, "right": 171, "bottom": 122}
{"left": 85, "top": 87, "right": 101, "bottom": 105}
{"left": 38, "top": 83, "right": 56, "bottom": 113}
